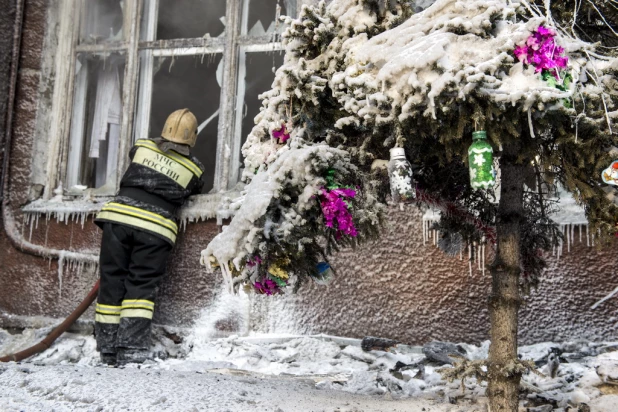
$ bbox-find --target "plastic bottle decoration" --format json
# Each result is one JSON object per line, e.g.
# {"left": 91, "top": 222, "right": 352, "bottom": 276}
{"left": 468, "top": 131, "right": 496, "bottom": 189}
{"left": 602, "top": 161, "right": 618, "bottom": 186}
{"left": 388, "top": 147, "right": 415, "bottom": 202}
{"left": 313, "top": 262, "right": 334, "bottom": 285}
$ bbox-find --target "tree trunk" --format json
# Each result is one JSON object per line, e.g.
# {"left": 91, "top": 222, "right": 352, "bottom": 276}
{"left": 487, "top": 142, "right": 524, "bottom": 412}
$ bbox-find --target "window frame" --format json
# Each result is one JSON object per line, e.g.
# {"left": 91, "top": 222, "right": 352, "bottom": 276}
{"left": 43, "top": 0, "right": 297, "bottom": 200}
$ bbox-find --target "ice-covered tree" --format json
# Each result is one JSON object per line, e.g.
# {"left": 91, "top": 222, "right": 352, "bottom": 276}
{"left": 203, "top": 0, "right": 618, "bottom": 410}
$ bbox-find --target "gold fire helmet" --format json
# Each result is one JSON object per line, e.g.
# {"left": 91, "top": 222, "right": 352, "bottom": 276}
{"left": 161, "top": 109, "right": 198, "bottom": 147}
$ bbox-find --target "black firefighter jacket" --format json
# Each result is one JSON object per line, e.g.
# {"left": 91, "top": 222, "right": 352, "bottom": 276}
{"left": 95, "top": 138, "right": 205, "bottom": 244}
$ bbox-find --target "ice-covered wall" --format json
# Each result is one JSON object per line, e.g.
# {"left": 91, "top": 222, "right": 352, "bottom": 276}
{"left": 250, "top": 207, "right": 618, "bottom": 345}
{"left": 1, "top": 0, "right": 618, "bottom": 346}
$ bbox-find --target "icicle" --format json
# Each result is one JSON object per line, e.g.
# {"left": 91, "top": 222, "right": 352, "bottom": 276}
{"left": 58, "top": 253, "right": 64, "bottom": 297}
{"left": 35, "top": 213, "right": 39, "bottom": 229}
{"left": 460, "top": 246, "right": 463, "bottom": 261}
{"left": 29, "top": 213, "right": 36, "bottom": 242}
{"left": 477, "top": 241, "right": 481, "bottom": 270}
{"left": 481, "top": 237, "right": 486, "bottom": 277}
{"left": 586, "top": 224, "right": 590, "bottom": 247}
{"left": 220, "top": 263, "right": 234, "bottom": 294}
{"left": 44, "top": 223, "right": 50, "bottom": 247}
{"left": 528, "top": 109, "right": 536, "bottom": 138}
{"left": 567, "top": 224, "right": 571, "bottom": 253}
{"left": 571, "top": 224, "right": 574, "bottom": 248}
{"left": 579, "top": 224, "right": 582, "bottom": 243}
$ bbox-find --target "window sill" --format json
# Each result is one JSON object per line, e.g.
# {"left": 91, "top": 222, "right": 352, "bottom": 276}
{"left": 22, "top": 190, "right": 244, "bottom": 226}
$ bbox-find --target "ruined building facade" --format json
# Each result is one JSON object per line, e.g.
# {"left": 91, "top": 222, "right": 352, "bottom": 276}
{"left": 1, "top": 0, "right": 617, "bottom": 345}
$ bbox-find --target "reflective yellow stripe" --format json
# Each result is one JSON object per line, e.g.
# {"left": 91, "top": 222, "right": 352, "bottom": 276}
{"left": 120, "top": 308, "right": 154, "bottom": 319}
{"left": 96, "top": 211, "right": 177, "bottom": 243}
{"left": 122, "top": 299, "right": 154, "bottom": 307}
{"left": 102, "top": 203, "right": 178, "bottom": 234}
{"left": 133, "top": 147, "right": 194, "bottom": 188}
{"left": 96, "top": 309, "right": 122, "bottom": 315}
{"left": 95, "top": 313, "right": 121, "bottom": 324}
{"left": 136, "top": 139, "right": 202, "bottom": 177}
{"left": 166, "top": 151, "right": 202, "bottom": 177}
{"left": 135, "top": 139, "right": 202, "bottom": 177}
{"left": 121, "top": 305, "right": 154, "bottom": 311}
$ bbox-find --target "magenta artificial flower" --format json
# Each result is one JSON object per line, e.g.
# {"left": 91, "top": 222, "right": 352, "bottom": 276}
{"left": 513, "top": 25, "right": 568, "bottom": 78}
{"left": 272, "top": 124, "right": 290, "bottom": 144}
{"left": 247, "top": 256, "right": 262, "bottom": 267}
{"left": 253, "top": 279, "right": 280, "bottom": 295}
{"left": 536, "top": 26, "right": 555, "bottom": 37}
{"left": 320, "top": 187, "right": 358, "bottom": 238}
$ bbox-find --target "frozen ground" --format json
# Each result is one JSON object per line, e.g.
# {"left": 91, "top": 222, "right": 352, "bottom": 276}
{"left": 2, "top": 324, "right": 618, "bottom": 412}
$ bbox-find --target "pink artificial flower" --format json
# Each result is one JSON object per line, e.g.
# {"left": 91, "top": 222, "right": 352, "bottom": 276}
{"left": 536, "top": 26, "right": 555, "bottom": 37}
{"left": 513, "top": 45, "right": 529, "bottom": 63}
{"left": 513, "top": 25, "right": 569, "bottom": 77}
{"left": 272, "top": 124, "right": 290, "bottom": 144}
{"left": 253, "top": 279, "right": 280, "bottom": 295}
{"left": 320, "top": 187, "right": 358, "bottom": 238}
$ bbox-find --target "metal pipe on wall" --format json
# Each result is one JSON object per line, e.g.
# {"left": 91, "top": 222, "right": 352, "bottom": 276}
{"left": 0, "top": 0, "right": 24, "bottom": 203}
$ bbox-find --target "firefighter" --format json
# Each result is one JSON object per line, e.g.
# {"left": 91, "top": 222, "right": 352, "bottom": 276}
{"left": 94, "top": 109, "right": 204, "bottom": 365}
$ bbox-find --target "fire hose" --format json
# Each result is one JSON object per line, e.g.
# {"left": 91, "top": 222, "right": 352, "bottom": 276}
{"left": 0, "top": 281, "right": 99, "bottom": 363}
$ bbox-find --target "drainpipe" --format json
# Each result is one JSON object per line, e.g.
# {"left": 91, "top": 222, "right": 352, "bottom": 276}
{"left": 1, "top": 0, "right": 97, "bottom": 263}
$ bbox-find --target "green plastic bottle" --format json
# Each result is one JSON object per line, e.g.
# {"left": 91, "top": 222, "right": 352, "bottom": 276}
{"left": 468, "top": 131, "right": 496, "bottom": 190}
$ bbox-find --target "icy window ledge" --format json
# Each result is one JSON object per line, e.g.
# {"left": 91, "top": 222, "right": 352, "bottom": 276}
{"left": 179, "top": 190, "right": 243, "bottom": 229}
{"left": 22, "top": 196, "right": 112, "bottom": 226}
{"left": 21, "top": 190, "right": 245, "bottom": 228}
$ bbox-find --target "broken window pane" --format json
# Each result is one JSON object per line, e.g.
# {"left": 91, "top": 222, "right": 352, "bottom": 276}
{"left": 137, "top": 54, "right": 222, "bottom": 193}
{"left": 67, "top": 53, "right": 126, "bottom": 192}
{"left": 79, "top": 0, "right": 125, "bottom": 45}
{"left": 234, "top": 50, "right": 284, "bottom": 181}
{"left": 244, "top": 0, "right": 295, "bottom": 37}
{"left": 156, "top": 0, "right": 226, "bottom": 40}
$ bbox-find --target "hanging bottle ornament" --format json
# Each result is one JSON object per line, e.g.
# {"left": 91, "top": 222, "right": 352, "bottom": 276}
{"left": 388, "top": 148, "right": 415, "bottom": 202}
{"left": 313, "top": 262, "right": 334, "bottom": 285}
{"left": 602, "top": 161, "right": 618, "bottom": 186}
{"left": 468, "top": 131, "right": 496, "bottom": 190}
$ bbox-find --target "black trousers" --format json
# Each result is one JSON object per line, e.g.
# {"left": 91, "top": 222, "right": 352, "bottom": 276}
{"left": 95, "top": 223, "right": 172, "bottom": 353}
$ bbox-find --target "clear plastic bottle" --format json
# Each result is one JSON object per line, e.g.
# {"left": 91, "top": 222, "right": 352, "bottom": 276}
{"left": 388, "top": 147, "right": 415, "bottom": 203}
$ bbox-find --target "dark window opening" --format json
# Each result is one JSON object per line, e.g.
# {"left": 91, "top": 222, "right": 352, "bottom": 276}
{"left": 147, "top": 54, "right": 223, "bottom": 193}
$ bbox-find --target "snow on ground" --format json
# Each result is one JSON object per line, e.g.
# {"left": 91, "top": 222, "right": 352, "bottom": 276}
{"left": 2, "top": 324, "right": 618, "bottom": 411}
